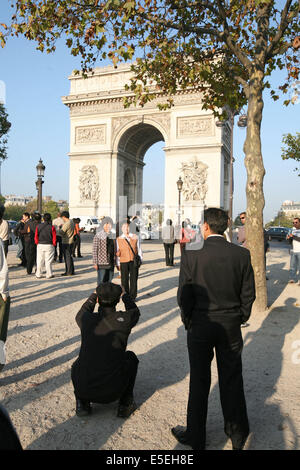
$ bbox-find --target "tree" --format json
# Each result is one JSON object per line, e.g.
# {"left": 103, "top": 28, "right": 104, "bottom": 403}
{"left": 282, "top": 132, "right": 300, "bottom": 175}
{"left": 0, "top": 103, "right": 11, "bottom": 161}
{"left": 265, "top": 211, "right": 293, "bottom": 228}
{"left": 3, "top": 204, "right": 25, "bottom": 221}
{"left": 43, "top": 200, "right": 60, "bottom": 219}
{"left": 2, "top": 1, "right": 300, "bottom": 311}
{"left": 25, "top": 198, "right": 39, "bottom": 214}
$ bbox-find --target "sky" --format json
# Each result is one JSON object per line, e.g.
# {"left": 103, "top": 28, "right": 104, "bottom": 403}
{"left": 0, "top": 4, "right": 299, "bottom": 223}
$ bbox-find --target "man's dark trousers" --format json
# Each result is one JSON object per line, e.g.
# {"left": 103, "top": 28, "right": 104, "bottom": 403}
{"left": 163, "top": 243, "right": 174, "bottom": 266}
{"left": 72, "top": 350, "right": 139, "bottom": 405}
{"left": 24, "top": 241, "right": 36, "bottom": 274}
{"left": 120, "top": 261, "right": 138, "bottom": 300}
{"left": 62, "top": 244, "right": 74, "bottom": 275}
{"left": 186, "top": 315, "right": 249, "bottom": 450}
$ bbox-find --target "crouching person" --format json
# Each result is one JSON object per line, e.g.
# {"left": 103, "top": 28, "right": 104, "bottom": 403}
{"left": 71, "top": 282, "right": 140, "bottom": 419}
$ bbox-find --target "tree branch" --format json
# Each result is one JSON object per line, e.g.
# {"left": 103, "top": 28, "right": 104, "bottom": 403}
{"left": 214, "top": 0, "right": 252, "bottom": 71}
{"left": 139, "top": 11, "right": 221, "bottom": 38}
{"left": 265, "top": 0, "right": 299, "bottom": 60}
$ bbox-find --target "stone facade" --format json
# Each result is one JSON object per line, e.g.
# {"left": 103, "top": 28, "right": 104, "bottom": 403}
{"left": 62, "top": 63, "right": 231, "bottom": 223}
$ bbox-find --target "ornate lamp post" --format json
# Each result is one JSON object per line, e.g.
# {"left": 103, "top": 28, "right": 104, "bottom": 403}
{"left": 36, "top": 159, "right": 45, "bottom": 214}
{"left": 216, "top": 111, "right": 247, "bottom": 240}
{"left": 176, "top": 176, "right": 183, "bottom": 228}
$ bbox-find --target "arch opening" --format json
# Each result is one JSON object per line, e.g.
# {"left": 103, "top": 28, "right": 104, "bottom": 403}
{"left": 117, "top": 122, "right": 165, "bottom": 218}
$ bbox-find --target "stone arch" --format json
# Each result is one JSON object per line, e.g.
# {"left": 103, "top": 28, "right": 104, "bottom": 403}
{"left": 63, "top": 63, "right": 230, "bottom": 222}
{"left": 123, "top": 167, "right": 136, "bottom": 214}
{"left": 115, "top": 121, "right": 165, "bottom": 218}
{"left": 112, "top": 116, "right": 169, "bottom": 155}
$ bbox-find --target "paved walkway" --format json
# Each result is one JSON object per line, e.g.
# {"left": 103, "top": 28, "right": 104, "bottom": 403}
{"left": 0, "top": 238, "right": 299, "bottom": 450}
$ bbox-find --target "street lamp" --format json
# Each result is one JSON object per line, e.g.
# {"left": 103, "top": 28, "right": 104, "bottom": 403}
{"left": 216, "top": 110, "right": 247, "bottom": 240}
{"left": 36, "top": 158, "right": 45, "bottom": 214}
{"left": 176, "top": 176, "right": 183, "bottom": 228}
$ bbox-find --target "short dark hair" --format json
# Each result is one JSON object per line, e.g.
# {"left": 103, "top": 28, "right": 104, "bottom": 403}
{"left": 166, "top": 219, "right": 172, "bottom": 225}
{"left": 204, "top": 208, "right": 228, "bottom": 234}
{"left": 61, "top": 211, "right": 69, "bottom": 219}
{"left": 23, "top": 212, "right": 30, "bottom": 218}
{"left": 43, "top": 213, "right": 52, "bottom": 223}
{"left": 34, "top": 212, "right": 42, "bottom": 222}
{"left": 240, "top": 211, "right": 246, "bottom": 217}
{"left": 96, "top": 282, "right": 122, "bottom": 307}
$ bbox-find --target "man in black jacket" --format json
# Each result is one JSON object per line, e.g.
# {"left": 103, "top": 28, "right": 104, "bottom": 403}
{"left": 71, "top": 282, "right": 140, "bottom": 418}
{"left": 172, "top": 207, "right": 255, "bottom": 451}
{"left": 20, "top": 212, "right": 41, "bottom": 275}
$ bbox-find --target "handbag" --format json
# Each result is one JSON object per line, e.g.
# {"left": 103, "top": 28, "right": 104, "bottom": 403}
{"left": 124, "top": 238, "right": 142, "bottom": 269}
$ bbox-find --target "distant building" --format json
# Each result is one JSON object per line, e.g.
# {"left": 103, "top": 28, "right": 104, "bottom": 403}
{"left": 4, "top": 194, "right": 68, "bottom": 210}
{"left": 4, "top": 194, "right": 34, "bottom": 206}
{"left": 281, "top": 200, "right": 300, "bottom": 217}
{"left": 57, "top": 200, "right": 68, "bottom": 210}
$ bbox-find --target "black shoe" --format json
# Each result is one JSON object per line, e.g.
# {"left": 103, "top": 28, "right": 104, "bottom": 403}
{"left": 77, "top": 255, "right": 83, "bottom": 258}
{"left": 117, "top": 399, "right": 137, "bottom": 418}
{"left": 171, "top": 426, "right": 192, "bottom": 447}
{"left": 75, "top": 398, "right": 91, "bottom": 417}
{"left": 61, "top": 272, "right": 67, "bottom": 276}
{"left": 171, "top": 426, "right": 205, "bottom": 450}
{"left": 232, "top": 436, "right": 248, "bottom": 450}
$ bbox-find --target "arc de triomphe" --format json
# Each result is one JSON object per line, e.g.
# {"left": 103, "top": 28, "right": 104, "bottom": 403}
{"left": 62, "top": 63, "right": 232, "bottom": 223}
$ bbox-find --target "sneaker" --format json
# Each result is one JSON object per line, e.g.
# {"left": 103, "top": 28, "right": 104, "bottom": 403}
{"left": 0, "top": 340, "right": 6, "bottom": 371}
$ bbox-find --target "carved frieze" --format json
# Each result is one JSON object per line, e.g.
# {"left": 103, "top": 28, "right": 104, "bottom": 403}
{"left": 177, "top": 116, "right": 214, "bottom": 138}
{"left": 75, "top": 125, "right": 106, "bottom": 144}
{"left": 79, "top": 165, "right": 99, "bottom": 203}
{"left": 180, "top": 161, "right": 208, "bottom": 203}
{"left": 67, "top": 91, "right": 203, "bottom": 117}
{"left": 112, "top": 113, "right": 171, "bottom": 138}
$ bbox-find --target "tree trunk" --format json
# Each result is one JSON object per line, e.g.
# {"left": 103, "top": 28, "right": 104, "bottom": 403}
{"left": 243, "top": 70, "right": 268, "bottom": 313}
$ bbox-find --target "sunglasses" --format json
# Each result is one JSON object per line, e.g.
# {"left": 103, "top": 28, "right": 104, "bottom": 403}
{"left": 240, "top": 217, "right": 245, "bottom": 220}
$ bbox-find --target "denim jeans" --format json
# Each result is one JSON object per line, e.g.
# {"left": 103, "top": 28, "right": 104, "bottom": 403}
{"left": 289, "top": 251, "right": 300, "bottom": 281}
{"left": 97, "top": 267, "right": 114, "bottom": 285}
{"left": 62, "top": 244, "right": 74, "bottom": 275}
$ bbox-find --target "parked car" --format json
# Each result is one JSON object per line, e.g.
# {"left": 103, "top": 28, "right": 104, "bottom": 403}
{"left": 266, "top": 226, "right": 291, "bottom": 241}
{"left": 7, "top": 220, "right": 18, "bottom": 245}
{"left": 140, "top": 229, "right": 152, "bottom": 240}
{"left": 73, "top": 216, "right": 101, "bottom": 234}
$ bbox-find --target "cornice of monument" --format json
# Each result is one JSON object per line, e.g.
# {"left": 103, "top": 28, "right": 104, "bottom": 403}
{"left": 62, "top": 88, "right": 203, "bottom": 107}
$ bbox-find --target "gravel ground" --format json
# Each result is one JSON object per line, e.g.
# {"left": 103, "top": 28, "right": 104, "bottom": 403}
{"left": 0, "top": 236, "right": 299, "bottom": 450}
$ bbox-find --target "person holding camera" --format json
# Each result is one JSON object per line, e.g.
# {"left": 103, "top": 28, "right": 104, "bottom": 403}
{"left": 71, "top": 282, "right": 140, "bottom": 419}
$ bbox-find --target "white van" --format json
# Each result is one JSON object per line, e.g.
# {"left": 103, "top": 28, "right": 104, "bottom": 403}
{"left": 74, "top": 216, "right": 101, "bottom": 234}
